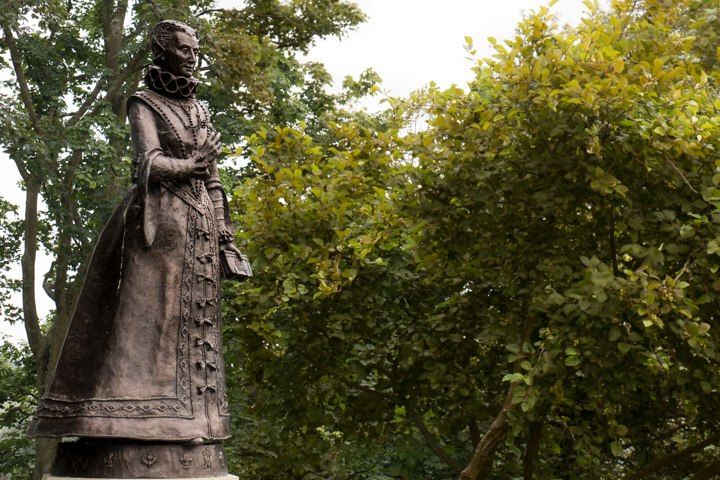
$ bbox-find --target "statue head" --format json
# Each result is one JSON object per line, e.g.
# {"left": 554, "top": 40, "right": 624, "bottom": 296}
{"left": 150, "top": 20, "right": 199, "bottom": 78}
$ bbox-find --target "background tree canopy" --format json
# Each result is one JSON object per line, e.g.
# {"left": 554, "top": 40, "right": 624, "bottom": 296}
{"left": 3, "top": 0, "right": 720, "bottom": 479}
{"left": 223, "top": 0, "right": 720, "bottom": 478}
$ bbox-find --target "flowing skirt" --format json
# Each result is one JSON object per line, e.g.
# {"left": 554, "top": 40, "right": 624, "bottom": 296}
{"left": 27, "top": 181, "right": 229, "bottom": 441}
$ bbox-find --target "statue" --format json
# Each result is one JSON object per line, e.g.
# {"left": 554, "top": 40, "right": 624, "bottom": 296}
{"left": 27, "top": 20, "right": 250, "bottom": 478}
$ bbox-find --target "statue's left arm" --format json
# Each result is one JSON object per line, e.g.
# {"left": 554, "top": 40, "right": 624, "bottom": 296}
{"left": 204, "top": 162, "right": 235, "bottom": 245}
{"left": 205, "top": 160, "right": 252, "bottom": 280}
{"left": 196, "top": 104, "right": 251, "bottom": 280}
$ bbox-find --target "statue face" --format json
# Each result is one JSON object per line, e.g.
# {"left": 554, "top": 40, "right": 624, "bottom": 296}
{"left": 160, "top": 30, "right": 199, "bottom": 77}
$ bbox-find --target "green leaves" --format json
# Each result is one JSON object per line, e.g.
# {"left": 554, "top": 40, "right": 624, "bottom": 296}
{"left": 219, "top": 0, "right": 720, "bottom": 478}
{"left": 0, "top": 341, "right": 36, "bottom": 478}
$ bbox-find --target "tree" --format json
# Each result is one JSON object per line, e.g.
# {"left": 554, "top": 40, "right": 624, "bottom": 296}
{"left": 223, "top": 0, "right": 720, "bottom": 478}
{"left": 0, "top": 0, "right": 366, "bottom": 477}
{"left": 0, "top": 340, "right": 36, "bottom": 479}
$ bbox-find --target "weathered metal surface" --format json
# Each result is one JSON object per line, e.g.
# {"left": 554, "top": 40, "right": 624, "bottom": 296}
{"left": 51, "top": 442, "right": 229, "bottom": 478}
{"left": 27, "top": 21, "right": 249, "bottom": 447}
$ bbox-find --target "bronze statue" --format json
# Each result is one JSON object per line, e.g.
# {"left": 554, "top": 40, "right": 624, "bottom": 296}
{"left": 27, "top": 20, "right": 250, "bottom": 477}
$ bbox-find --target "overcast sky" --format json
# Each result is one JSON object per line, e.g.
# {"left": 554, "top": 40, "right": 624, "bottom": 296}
{"left": 1, "top": 0, "right": 594, "bottom": 343}
{"left": 299, "top": 0, "right": 590, "bottom": 107}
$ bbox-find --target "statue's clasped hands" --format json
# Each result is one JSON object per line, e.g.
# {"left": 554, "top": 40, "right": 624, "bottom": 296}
{"left": 188, "top": 131, "right": 222, "bottom": 178}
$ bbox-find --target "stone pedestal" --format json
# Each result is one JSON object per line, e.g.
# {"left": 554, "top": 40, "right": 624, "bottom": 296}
{"left": 44, "top": 476, "right": 238, "bottom": 480}
{"left": 49, "top": 442, "right": 235, "bottom": 479}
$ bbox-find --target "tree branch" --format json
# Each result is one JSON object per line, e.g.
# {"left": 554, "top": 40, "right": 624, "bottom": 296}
{"left": 624, "top": 431, "right": 720, "bottom": 480}
{"left": 69, "top": 11, "right": 145, "bottom": 124}
{"left": 122, "top": 21, "right": 148, "bottom": 47}
{"left": 70, "top": 43, "right": 149, "bottom": 127}
{"left": 100, "top": 44, "right": 150, "bottom": 108}
{"left": 1, "top": 26, "right": 48, "bottom": 136}
{"left": 610, "top": 204, "right": 619, "bottom": 277}
{"left": 406, "top": 404, "right": 464, "bottom": 473}
{"left": 197, "top": 8, "right": 224, "bottom": 16}
{"left": 42, "top": 261, "right": 57, "bottom": 302}
{"left": 298, "top": 343, "right": 466, "bottom": 475}
{"left": 665, "top": 158, "right": 699, "bottom": 194}
{"left": 67, "top": 77, "right": 108, "bottom": 125}
{"left": 13, "top": 157, "right": 31, "bottom": 183}
{"left": 459, "top": 316, "right": 536, "bottom": 480}
{"left": 8, "top": 384, "right": 39, "bottom": 401}
{"left": 459, "top": 384, "right": 517, "bottom": 480}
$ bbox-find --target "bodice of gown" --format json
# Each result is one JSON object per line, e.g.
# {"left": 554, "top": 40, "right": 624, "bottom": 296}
{"left": 128, "top": 88, "right": 222, "bottom": 192}
{"left": 128, "top": 89, "right": 224, "bottom": 245}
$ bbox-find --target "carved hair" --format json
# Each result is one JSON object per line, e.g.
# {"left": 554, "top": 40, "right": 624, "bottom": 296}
{"left": 150, "top": 20, "right": 197, "bottom": 63}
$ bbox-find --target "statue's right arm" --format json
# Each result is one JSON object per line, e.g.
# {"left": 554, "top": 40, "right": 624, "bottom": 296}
{"left": 128, "top": 100, "right": 207, "bottom": 182}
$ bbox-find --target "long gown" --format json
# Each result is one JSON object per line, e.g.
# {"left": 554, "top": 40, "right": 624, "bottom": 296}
{"left": 27, "top": 86, "right": 232, "bottom": 442}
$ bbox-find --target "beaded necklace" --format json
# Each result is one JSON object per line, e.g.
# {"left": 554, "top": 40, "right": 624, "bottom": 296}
{"left": 156, "top": 96, "right": 205, "bottom": 199}
{"left": 138, "top": 89, "right": 212, "bottom": 199}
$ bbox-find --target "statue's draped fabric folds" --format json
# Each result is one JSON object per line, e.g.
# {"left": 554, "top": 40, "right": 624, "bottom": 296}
{"left": 27, "top": 20, "right": 240, "bottom": 443}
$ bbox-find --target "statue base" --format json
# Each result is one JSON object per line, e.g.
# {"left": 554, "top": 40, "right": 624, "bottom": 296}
{"left": 44, "top": 476, "right": 238, "bottom": 480}
{"left": 50, "top": 441, "right": 232, "bottom": 478}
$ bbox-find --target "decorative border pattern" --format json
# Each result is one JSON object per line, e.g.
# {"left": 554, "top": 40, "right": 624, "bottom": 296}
{"left": 164, "top": 180, "right": 208, "bottom": 212}
{"left": 53, "top": 442, "right": 230, "bottom": 478}
{"left": 36, "top": 397, "right": 190, "bottom": 418}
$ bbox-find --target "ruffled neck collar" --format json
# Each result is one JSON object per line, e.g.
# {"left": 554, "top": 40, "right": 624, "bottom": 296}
{"left": 144, "top": 66, "right": 198, "bottom": 98}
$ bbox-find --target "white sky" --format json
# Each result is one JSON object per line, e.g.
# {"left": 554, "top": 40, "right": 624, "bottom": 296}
{"left": 300, "top": 0, "right": 591, "bottom": 106}
{"left": 0, "top": 0, "right": 594, "bottom": 343}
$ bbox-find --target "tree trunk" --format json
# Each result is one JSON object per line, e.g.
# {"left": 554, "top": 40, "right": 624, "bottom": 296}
{"left": 18, "top": 176, "right": 57, "bottom": 480}
{"left": 459, "top": 385, "right": 517, "bottom": 480}
{"left": 20, "top": 179, "right": 46, "bottom": 371}
{"left": 33, "top": 438, "right": 58, "bottom": 480}
{"left": 523, "top": 420, "right": 543, "bottom": 480}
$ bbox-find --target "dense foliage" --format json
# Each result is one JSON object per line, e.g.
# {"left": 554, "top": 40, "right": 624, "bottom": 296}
{"left": 0, "top": 341, "right": 36, "bottom": 479}
{"left": 221, "top": 0, "right": 720, "bottom": 478}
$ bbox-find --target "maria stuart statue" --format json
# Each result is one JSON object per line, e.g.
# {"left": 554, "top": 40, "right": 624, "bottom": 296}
{"left": 27, "top": 21, "right": 250, "bottom": 475}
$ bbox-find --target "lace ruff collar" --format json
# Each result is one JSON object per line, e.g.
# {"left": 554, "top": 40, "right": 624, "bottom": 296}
{"left": 144, "top": 66, "right": 199, "bottom": 98}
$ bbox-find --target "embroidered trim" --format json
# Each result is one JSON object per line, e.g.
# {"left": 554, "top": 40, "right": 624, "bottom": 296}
{"left": 35, "top": 398, "right": 190, "bottom": 418}
{"left": 163, "top": 180, "right": 208, "bottom": 213}
{"left": 177, "top": 208, "right": 196, "bottom": 411}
